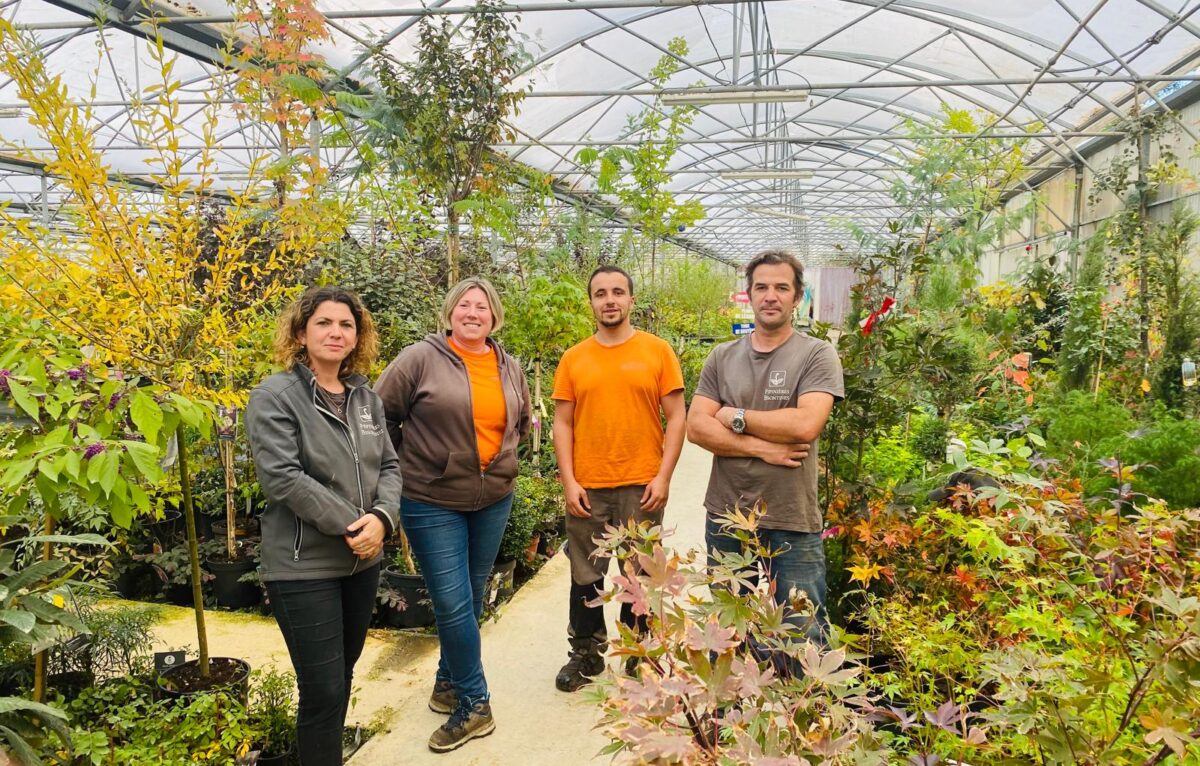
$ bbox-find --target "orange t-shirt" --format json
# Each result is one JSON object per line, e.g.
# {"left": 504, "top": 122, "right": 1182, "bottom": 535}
{"left": 449, "top": 338, "right": 508, "bottom": 470}
{"left": 551, "top": 330, "right": 684, "bottom": 488}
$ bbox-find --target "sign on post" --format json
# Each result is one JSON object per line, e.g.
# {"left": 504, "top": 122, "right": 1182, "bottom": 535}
{"left": 732, "top": 322, "right": 754, "bottom": 335}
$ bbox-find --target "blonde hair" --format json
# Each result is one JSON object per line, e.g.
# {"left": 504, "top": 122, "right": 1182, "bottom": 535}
{"left": 439, "top": 277, "right": 505, "bottom": 336}
{"left": 273, "top": 286, "right": 379, "bottom": 377}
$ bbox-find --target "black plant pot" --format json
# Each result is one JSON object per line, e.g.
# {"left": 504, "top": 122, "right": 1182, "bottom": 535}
{"left": 147, "top": 509, "right": 183, "bottom": 548}
{"left": 197, "top": 510, "right": 218, "bottom": 541}
{"left": 379, "top": 567, "right": 436, "bottom": 629}
{"left": 491, "top": 558, "right": 517, "bottom": 603}
{"left": 163, "top": 582, "right": 195, "bottom": 606}
{"left": 156, "top": 657, "right": 251, "bottom": 704}
{"left": 212, "top": 517, "right": 260, "bottom": 541}
{"left": 536, "top": 531, "right": 561, "bottom": 558}
{"left": 112, "top": 561, "right": 161, "bottom": 600}
{"left": 207, "top": 556, "right": 260, "bottom": 609}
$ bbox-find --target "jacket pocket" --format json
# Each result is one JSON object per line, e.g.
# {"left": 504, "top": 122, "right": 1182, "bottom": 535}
{"left": 433, "top": 451, "right": 477, "bottom": 483}
{"left": 485, "top": 448, "right": 518, "bottom": 483}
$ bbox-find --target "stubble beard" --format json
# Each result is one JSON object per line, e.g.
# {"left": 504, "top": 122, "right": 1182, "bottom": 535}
{"left": 596, "top": 309, "right": 627, "bottom": 328}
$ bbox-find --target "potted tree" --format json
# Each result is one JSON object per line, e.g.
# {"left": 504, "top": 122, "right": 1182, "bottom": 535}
{"left": 0, "top": 14, "right": 344, "bottom": 695}
{"left": 206, "top": 406, "right": 262, "bottom": 610}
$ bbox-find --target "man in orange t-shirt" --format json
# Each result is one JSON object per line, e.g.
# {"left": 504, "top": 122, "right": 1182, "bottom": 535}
{"left": 551, "top": 265, "right": 685, "bottom": 692}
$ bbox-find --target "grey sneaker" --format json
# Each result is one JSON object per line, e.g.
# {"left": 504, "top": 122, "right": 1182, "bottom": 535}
{"left": 555, "top": 649, "right": 605, "bottom": 692}
{"left": 429, "top": 678, "right": 455, "bottom": 714}
{"left": 428, "top": 700, "right": 495, "bottom": 753}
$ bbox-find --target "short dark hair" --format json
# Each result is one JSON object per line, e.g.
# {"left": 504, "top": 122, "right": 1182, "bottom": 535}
{"left": 745, "top": 249, "right": 804, "bottom": 294}
{"left": 588, "top": 265, "right": 634, "bottom": 296}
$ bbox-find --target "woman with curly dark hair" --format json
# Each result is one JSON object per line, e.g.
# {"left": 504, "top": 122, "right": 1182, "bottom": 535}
{"left": 246, "top": 285, "right": 401, "bottom": 766}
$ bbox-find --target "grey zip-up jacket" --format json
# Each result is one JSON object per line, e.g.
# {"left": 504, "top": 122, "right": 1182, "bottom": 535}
{"left": 246, "top": 365, "right": 402, "bottom": 581}
{"left": 374, "top": 332, "right": 531, "bottom": 511}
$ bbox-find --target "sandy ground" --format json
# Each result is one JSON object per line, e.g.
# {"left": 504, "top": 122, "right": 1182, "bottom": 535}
{"left": 145, "top": 441, "right": 713, "bottom": 766}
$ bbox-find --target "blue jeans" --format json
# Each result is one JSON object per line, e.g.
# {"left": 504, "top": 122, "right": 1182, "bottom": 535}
{"left": 401, "top": 493, "right": 513, "bottom": 707}
{"left": 705, "top": 515, "right": 828, "bottom": 646}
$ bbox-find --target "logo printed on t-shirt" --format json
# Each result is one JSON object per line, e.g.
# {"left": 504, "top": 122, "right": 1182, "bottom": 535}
{"left": 764, "top": 368, "right": 791, "bottom": 402}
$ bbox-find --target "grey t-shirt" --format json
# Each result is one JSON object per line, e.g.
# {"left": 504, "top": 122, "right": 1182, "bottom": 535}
{"left": 695, "top": 331, "right": 844, "bottom": 533}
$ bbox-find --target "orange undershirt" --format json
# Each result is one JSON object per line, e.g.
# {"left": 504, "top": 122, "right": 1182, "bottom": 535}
{"left": 449, "top": 337, "right": 507, "bottom": 470}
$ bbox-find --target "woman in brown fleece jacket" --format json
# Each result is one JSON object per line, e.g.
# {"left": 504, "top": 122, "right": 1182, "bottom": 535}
{"left": 373, "top": 276, "right": 530, "bottom": 754}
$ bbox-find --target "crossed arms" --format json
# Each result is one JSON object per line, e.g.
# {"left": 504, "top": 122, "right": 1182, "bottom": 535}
{"left": 685, "top": 392, "right": 835, "bottom": 468}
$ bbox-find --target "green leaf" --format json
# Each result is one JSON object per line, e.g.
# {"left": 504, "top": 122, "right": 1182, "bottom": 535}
{"left": 1, "top": 459, "right": 37, "bottom": 489}
{"left": 0, "top": 722, "right": 46, "bottom": 766}
{"left": 37, "top": 459, "right": 59, "bottom": 483}
{"left": 0, "top": 609, "right": 36, "bottom": 634}
{"left": 123, "top": 441, "right": 163, "bottom": 483}
{"left": 0, "top": 697, "right": 69, "bottom": 719}
{"left": 96, "top": 450, "right": 119, "bottom": 495}
{"left": 170, "top": 393, "right": 203, "bottom": 428}
{"left": 129, "top": 390, "right": 163, "bottom": 445}
{"left": 3, "top": 560, "right": 71, "bottom": 594}
{"left": 278, "top": 73, "right": 323, "bottom": 105}
{"left": 129, "top": 483, "right": 150, "bottom": 515}
{"left": 6, "top": 379, "right": 38, "bottom": 420}
{"left": 20, "top": 534, "right": 110, "bottom": 548}
{"left": 110, "top": 497, "right": 132, "bottom": 529}
{"left": 62, "top": 449, "right": 81, "bottom": 481}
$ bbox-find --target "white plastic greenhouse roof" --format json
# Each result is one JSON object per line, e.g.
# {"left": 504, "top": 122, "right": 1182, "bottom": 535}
{"left": 3, "top": 0, "right": 1200, "bottom": 262}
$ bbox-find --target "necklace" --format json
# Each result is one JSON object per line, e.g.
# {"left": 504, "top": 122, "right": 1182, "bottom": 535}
{"left": 317, "top": 384, "right": 347, "bottom": 416}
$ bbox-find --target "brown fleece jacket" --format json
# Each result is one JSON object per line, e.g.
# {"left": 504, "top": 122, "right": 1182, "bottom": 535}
{"left": 374, "top": 332, "right": 531, "bottom": 511}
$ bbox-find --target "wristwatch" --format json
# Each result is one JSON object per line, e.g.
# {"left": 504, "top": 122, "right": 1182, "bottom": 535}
{"left": 730, "top": 408, "right": 747, "bottom": 434}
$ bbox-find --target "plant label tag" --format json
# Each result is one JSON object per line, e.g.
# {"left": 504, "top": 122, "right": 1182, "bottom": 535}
{"left": 155, "top": 650, "right": 187, "bottom": 674}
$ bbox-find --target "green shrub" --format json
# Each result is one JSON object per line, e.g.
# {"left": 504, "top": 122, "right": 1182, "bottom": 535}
{"left": 499, "top": 480, "right": 543, "bottom": 562}
{"left": 1123, "top": 412, "right": 1200, "bottom": 507}
{"left": 1038, "top": 390, "right": 1134, "bottom": 465}
{"left": 910, "top": 414, "right": 950, "bottom": 465}
{"left": 65, "top": 681, "right": 253, "bottom": 765}
{"left": 861, "top": 426, "right": 923, "bottom": 488}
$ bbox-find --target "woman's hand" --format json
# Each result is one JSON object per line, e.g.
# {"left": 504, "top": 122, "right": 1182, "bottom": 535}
{"left": 344, "top": 514, "right": 386, "bottom": 560}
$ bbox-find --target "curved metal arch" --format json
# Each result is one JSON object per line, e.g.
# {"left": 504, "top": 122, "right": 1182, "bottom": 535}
{"left": 712, "top": 48, "right": 1086, "bottom": 130}
{"left": 639, "top": 63, "right": 1096, "bottom": 201}
{"left": 668, "top": 124, "right": 915, "bottom": 175}
{"left": 517, "top": 37, "right": 1119, "bottom": 186}
{"left": 517, "top": 0, "right": 1118, "bottom": 112}
{"left": 658, "top": 46, "right": 1095, "bottom": 182}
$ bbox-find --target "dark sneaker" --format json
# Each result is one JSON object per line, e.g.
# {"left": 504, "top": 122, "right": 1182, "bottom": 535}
{"left": 429, "top": 678, "right": 455, "bottom": 714}
{"left": 428, "top": 700, "right": 495, "bottom": 753}
{"left": 555, "top": 649, "right": 605, "bottom": 692}
{"left": 623, "top": 655, "right": 641, "bottom": 678}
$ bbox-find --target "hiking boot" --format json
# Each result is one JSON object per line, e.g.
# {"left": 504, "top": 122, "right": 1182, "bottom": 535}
{"left": 555, "top": 648, "right": 605, "bottom": 692}
{"left": 428, "top": 678, "right": 455, "bottom": 714}
{"left": 428, "top": 700, "right": 495, "bottom": 753}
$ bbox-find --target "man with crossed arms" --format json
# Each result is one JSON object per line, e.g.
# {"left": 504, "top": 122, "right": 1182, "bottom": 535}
{"left": 687, "top": 249, "right": 844, "bottom": 644}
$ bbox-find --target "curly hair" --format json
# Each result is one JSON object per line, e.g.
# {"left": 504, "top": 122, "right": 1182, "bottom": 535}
{"left": 273, "top": 286, "right": 379, "bottom": 377}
